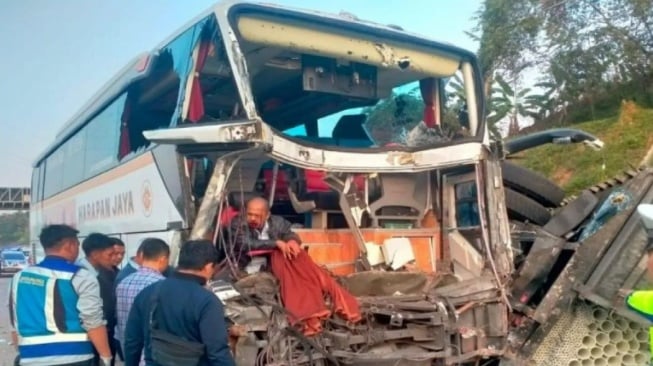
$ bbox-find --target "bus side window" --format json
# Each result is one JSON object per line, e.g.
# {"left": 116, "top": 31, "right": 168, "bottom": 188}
{"left": 455, "top": 181, "right": 480, "bottom": 228}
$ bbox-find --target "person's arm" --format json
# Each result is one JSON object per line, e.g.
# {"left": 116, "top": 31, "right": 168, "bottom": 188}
{"left": 274, "top": 216, "right": 302, "bottom": 244}
{"left": 229, "top": 217, "right": 278, "bottom": 250}
{"left": 199, "top": 295, "right": 236, "bottom": 366}
{"left": 123, "top": 294, "right": 145, "bottom": 366}
{"left": 71, "top": 269, "right": 112, "bottom": 359}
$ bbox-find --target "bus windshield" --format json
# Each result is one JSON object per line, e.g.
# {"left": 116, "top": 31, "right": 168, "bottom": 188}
{"left": 228, "top": 9, "right": 483, "bottom": 150}
{"left": 283, "top": 76, "right": 472, "bottom": 147}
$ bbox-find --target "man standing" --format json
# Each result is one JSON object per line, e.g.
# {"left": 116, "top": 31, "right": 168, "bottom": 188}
{"left": 116, "top": 248, "right": 143, "bottom": 286}
{"left": 124, "top": 240, "right": 235, "bottom": 366}
{"left": 228, "top": 196, "right": 302, "bottom": 270}
{"left": 115, "top": 238, "right": 170, "bottom": 356}
{"left": 8, "top": 225, "right": 112, "bottom": 366}
{"left": 78, "top": 233, "right": 119, "bottom": 366}
{"left": 111, "top": 238, "right": 126, "bottom": 269}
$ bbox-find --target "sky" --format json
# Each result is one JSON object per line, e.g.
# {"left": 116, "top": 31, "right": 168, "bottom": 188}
{"left": 0, "top": 0, "right": 479, "bottom": 187}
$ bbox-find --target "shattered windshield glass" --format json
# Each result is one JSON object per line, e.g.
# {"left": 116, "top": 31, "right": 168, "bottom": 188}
{"left": 286, "top": 71, "right": 473, "bottom": 148}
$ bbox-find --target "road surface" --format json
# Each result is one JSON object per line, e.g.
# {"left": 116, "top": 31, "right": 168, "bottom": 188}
{"left": 0, "top": 276, "right": 17, "bottom": 366}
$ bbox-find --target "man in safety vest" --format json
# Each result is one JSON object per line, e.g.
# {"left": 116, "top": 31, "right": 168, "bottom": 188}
{"left": 623, "top": 204, "right": 653, "bottom": 358}
{"left": 8, "top": 224, "right": 113, "bottom": 366}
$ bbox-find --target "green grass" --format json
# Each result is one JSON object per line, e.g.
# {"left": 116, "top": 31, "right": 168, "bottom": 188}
{"left": 512, "top": 105, "right": 653, "bottom": 195}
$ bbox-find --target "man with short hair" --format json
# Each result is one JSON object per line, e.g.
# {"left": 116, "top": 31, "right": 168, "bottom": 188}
{"left": 228, "top": 196, "right": 302, "bottom": 271}
{"left": 110, "top": 238, "right": 126, "bottom": 269}
{"left": 78, "top": 233, "right": 119, "bottom": 366}
{"left": 124, "top": 240, "right": 235, "bottom": 366}
{"left": 9, "top": 224, "right": 112, "bottom": 366}
{"left": 229, "top": 197, "right": 361, "bottom": 335}
{"left": 115, "top": 238, "right": 170, "bottom": 357}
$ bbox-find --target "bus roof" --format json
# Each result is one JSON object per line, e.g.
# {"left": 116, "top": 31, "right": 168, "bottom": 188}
{"left": 34, "top": 0, "right": 477, "bottom": 167}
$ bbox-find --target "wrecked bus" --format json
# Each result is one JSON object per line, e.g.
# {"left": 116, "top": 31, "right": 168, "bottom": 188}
{"left": 29, "top": 1, "right": 653, "bottom": 364}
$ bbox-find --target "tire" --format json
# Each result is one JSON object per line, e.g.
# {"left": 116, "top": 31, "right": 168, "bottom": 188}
{"left": 505, "top": 188, "right": 552, "bottom": 226}
{"left": 501, "top": 161, "right": 565, "bottom": 208}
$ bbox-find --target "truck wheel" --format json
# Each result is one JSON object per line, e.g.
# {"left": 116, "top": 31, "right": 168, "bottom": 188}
{"left": 505, "top": 188, "right": 552, "bottom": 226}
{"left": 502, "top": 161, "right": 565, "bottom": 208}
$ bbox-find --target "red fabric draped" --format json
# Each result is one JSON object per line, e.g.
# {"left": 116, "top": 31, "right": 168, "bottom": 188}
{"left": 419, "top": 78, "right": 439, "bottom": 128}
{"left": 118, "top": 98, "right": 131, "bottom": 160}
{"left": 188, "top": 39, "right": 211, "bottom": 123}
{"left": 270, "top": 250, "right": 361, "bottom": 335}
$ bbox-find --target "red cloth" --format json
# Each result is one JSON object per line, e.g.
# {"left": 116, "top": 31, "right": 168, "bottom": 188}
{"left": 270, "top": 250, "right": 361, "bottom": 335}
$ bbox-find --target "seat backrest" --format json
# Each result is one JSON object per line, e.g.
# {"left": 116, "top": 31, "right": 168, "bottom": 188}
{"left": 304, "top": 170, "right": 365, "bottom": 193}
{"left": 305, "top": 170, "right": 331, "bottom": 192}
{"left": 262, "top": 168, "right": 290, "bottom": 199}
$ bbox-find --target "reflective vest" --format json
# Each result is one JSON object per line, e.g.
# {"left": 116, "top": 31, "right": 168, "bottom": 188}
{"left": 11, "top": 257, "right": 94, "bottom": 365}
{"left": 625, "top": 290, "right": 653, "bottom": 359}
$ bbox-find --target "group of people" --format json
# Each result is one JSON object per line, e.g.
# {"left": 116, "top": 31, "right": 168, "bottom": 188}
{"left": 8, "top": 225, "right": 236, "bottom": 366}
{"left": 7, "top": 196, "right": 361, "bottom": 366}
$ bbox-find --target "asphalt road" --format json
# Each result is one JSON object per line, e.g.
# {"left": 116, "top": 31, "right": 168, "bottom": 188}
{"left": 0, "top": 276, "right": 17, "bottom": 366}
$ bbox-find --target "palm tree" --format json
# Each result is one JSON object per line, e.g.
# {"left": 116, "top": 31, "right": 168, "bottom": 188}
{"left": 489, "top": 74, "right": 552, "bottom": 136}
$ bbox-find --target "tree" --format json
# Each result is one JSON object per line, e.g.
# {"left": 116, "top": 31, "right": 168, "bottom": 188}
{"left": 489, "top": 74, "right": 550, "bottom": 135}
{"left": 470, "top": 0, "right": 543, "bottom": 95}
{"left": 0, "top": 211, "right": 29, "bottom": 246}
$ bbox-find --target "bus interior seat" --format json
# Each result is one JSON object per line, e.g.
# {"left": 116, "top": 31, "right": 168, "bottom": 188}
{"left": 289, "top": 169, "right": 370, "bottom": 213}
{"left": 368, "top": 172, "right": 430, "bottom": 227}
{"left": 260, "top": 162, "right": 291, "bottom": 201}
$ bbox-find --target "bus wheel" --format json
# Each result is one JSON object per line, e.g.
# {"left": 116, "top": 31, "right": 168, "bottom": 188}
{"left": 505, "top": 188, "right": 552, "bottom": 226}
{"left": 502, "top": 161, "right": 565, "bottom": 208}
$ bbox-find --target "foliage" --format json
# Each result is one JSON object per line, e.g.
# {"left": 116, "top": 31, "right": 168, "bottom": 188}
{"left": 514, "top": 104, "right": 653, "bottom": 195}
{"left": 0, "top": 211, "right": 29, "bottom": 246}
{"left": 471, "top": 0, "right": 653, "bottom": 128}
{"left": 470, "top": 0, "right": 542, "bottom": 86}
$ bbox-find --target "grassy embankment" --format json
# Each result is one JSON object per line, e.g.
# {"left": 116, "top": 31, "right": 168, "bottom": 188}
{"left": 512, "top": 101, "right": 653, "bottom": 195}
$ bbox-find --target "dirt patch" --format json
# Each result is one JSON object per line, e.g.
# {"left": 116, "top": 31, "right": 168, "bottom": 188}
{"left": 618, "top": 100, "right": 638, "bottom": 126}
{"left": 552, "top": 168, "right": 574, "bottom": 187}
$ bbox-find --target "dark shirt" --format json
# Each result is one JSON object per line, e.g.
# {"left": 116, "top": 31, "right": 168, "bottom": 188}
{"left": 98, "top": 267, "right": 118, "bottom": 335}
{"left": 228, "top": 215, "right": 302, "bottom": 267}
{"left": 123, "top": 271, "right": 235, "bottom": 366}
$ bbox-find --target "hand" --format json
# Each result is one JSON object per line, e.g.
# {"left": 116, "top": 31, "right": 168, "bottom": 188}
{"left": 100, "top": 356, "right": 113, "bottom": 366}
{"left": 287, "top": 240, "right": 302, "bottom": 258}
{"left": 276, "top": 241, "right": 293, "bottom": 260}
{"left": 229, "top": 324, "right": 247, "bottom": 337}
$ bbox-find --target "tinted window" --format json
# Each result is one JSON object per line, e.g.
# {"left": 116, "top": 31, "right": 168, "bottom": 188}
{"left": 63, "top": 131, "right": 86, "bottom": 188}
{"left": 455, "top": 181, "right": 480, "bottom": 227}
{"left": 43, "top": 148, "right": 64, "bottom": 198}
{"left": 84, "top": 94, "right": 125, "bottom": 179}
{"left": 30, "top": 168, "right": 39, "bottom": 203}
